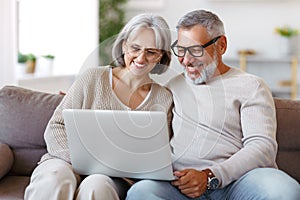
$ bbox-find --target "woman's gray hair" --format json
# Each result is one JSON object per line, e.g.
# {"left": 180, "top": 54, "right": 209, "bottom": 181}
{"left": 112, "top": 13, "right": 171, "bottom": 74}
{"left": 176, "top": 10, "right": 225, "bottom": 38}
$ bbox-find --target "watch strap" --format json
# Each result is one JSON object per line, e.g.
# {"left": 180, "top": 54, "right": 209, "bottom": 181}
{"left": 203, "top": 169, "right": 214, "bottom": 179}
{"left": 202, "top": 169, "right": 219, "bottom": 190}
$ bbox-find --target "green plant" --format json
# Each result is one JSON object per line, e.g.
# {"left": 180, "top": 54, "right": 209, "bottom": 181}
{"left": 26, "top": 53, "right": 36, "bottom": 62}
{"left": 18, "top": 52, "right": 27, "bottom": 63}
{"left": 275, "top": 25, "right": 299, "bottom": 38}
{"left": 99, "top": 0, "right": 128, "bottom": 65}
{"left": 99, "top": 0, "right": 127, "bottom": 43}
{"left": 18, "top": 52, "right": 37, "bottom": 63}
{"left": 42, "top": 54, "right": 55, "bottom": 59}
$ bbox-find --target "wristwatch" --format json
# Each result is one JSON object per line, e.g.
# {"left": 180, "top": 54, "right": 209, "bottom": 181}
{"left": 203, "top": 169, "right": 220, "bottom": 190}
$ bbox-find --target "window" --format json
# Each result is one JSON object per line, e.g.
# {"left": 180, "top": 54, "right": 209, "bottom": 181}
{"left": 18, "top": 0, "right": 99, "bottom": 75}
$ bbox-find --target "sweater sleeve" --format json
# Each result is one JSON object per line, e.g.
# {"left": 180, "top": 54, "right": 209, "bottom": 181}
{"left": 211, "top": 79, "right": 277, "bottom": 187}
{"left": 43, "top": 68, "right": 98, "bottom": 163}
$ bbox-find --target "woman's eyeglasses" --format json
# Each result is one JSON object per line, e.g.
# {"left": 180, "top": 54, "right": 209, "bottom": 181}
{"left": 125, "top": 44, "right": 163, "bottom": 62}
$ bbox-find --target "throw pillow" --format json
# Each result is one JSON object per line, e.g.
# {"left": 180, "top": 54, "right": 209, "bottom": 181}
{"left": 0, "top": 143, "right": 14, "bottom": 179}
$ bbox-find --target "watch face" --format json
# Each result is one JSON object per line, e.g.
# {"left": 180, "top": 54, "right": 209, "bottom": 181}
{"left": 209, "top": 177, "right": 220, "bottom": 189}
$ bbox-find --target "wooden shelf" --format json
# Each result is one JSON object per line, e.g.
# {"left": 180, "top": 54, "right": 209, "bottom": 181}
{"left": 225, "top": 55, "right": 298, "bottom": 100}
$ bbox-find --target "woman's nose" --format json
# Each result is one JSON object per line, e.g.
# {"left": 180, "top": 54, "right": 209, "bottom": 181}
{"left": 135, "top": 50, "right": 147, "bottom": 61}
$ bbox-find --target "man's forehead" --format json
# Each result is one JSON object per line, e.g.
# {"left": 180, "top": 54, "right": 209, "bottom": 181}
{"left": 177, "top": 26, "right": 209, "bottom": 45}
{"left": 177, "top": 34, "right": 202, "bottom": 46}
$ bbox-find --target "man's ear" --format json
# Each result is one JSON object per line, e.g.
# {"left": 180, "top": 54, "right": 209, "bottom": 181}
{"left": 218, "top": 36, "right": 227, "bottom": 55}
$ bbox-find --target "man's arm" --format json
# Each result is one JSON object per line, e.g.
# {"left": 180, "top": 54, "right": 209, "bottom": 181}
{"left": 210, "top": 79, "right": 277, "bottom": 187}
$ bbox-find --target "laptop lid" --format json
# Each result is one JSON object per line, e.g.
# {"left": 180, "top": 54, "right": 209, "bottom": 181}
{"left": 62, "top": 109, "right": 176, "bottom": 181}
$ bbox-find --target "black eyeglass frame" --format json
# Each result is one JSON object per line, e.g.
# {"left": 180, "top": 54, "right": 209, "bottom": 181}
{"left": 171, "top": 36, "right": 222, "bottom": 57}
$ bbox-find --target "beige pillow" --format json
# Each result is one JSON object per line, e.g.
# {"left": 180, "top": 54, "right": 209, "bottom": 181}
{"left": 0, "top": 143, "right": 14, "bottom": 179}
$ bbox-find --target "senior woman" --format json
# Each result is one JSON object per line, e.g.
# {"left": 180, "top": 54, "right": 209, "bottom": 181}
{"left": 24, "top": 13, "right": 173, "bottom": 200}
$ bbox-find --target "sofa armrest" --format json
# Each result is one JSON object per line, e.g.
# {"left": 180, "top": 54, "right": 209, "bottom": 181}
{"left": 0, "top": 85, "right": 64, "bottom": 175}
{"left": 0, "top": 143, "right": 14, "bottom": 179}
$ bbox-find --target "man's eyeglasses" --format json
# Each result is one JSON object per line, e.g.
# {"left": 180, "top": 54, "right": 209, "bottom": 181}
{"left": 125, "top": 43, "right": 163, "bottom": 62}
{"left": 171, "top": 36, "right": 221, "bottom": 57}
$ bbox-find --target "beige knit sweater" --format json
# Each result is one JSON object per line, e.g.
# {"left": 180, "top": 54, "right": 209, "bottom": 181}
{"left": 40, "top": 66, "right": 173, "bottom": 163}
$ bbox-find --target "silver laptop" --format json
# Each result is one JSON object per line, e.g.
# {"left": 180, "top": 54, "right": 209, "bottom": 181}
{"left": 62, "top": 109, "right": 177, "bottom": 181}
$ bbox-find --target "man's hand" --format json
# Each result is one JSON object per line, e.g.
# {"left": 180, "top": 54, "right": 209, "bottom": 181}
{"left": 171, "top": 169, "right": 207, "bottom": 198}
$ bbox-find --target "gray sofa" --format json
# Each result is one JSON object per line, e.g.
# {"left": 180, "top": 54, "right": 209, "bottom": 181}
{"left": 0, "top": 85, "right": 299, "bottom": 200}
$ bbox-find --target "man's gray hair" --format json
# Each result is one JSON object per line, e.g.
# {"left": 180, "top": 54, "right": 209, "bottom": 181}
{"left": 112, "top": 13, "right": 172, "bottom": 74}
{"left": 176, "top": 10, "right": 225, "bottom": 38}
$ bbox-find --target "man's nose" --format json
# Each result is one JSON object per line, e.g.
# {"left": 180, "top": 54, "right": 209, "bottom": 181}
{"left": 181, "top": 51, "right": 193, "bottom": 66}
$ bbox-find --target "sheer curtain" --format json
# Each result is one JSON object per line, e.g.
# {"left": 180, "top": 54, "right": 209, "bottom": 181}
{"left": 0, "top": 0, "right": 18, "bottom": 88}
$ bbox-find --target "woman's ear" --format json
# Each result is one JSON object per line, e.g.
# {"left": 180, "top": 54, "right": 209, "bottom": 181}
{"left": 122, "top": 40, "right": 126, "bottom": 54}
{"left": 158, "top": 51, "right": 165, "bottom": 63}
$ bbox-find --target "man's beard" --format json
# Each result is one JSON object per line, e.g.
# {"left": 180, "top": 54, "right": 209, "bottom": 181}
{"left": 184, "top": 51, "right": 218, "bottom": 85}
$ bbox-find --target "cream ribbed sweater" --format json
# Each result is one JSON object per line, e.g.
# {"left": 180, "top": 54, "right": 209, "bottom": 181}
{"left": 166, "top": 67, "right": 277, "bottom": 188}
{"left": 40, "top": 66, "right": 173, "bottom": 163}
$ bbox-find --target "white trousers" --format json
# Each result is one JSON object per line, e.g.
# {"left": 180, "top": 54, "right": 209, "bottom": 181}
{"left": 24, "top": 159, "right": 131, "bottom": 200}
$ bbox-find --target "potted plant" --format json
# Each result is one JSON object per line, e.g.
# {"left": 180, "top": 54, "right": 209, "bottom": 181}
{"left": 275, "top": 25, "right": 299, "bottom": 56}
{"left": 36, "top": 54, "right": 55, "bottom": 75}
{"left": 275, "top": 25, "right": 299, "bottom": 38}
{"left": 25, "top": 53, "right": 36, "bottom": 73}
{"left": 42, "top": 54, "right": 55, "bottom": 60}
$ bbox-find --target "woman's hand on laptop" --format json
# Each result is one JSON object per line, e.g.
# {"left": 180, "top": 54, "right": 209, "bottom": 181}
{"left": 171, "top": 169, "right": 207, "bottom": 198}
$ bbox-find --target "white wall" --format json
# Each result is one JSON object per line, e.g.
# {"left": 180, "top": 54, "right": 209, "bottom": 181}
{"left": 126, "top": 0, "right": 300, "bottom": 59}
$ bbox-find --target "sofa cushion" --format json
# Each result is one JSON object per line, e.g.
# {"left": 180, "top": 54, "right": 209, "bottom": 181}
{"left": 274, "top": 97, "right": 300, "bottom": 183}
{"left": 0, "top": 143, "right": 14, "bottom": 179}
{"left": 0, "top": 86, "right": 64, "bottom": 176}
{"left": 274, "top": 98, "right": 300, "bottom": 150}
